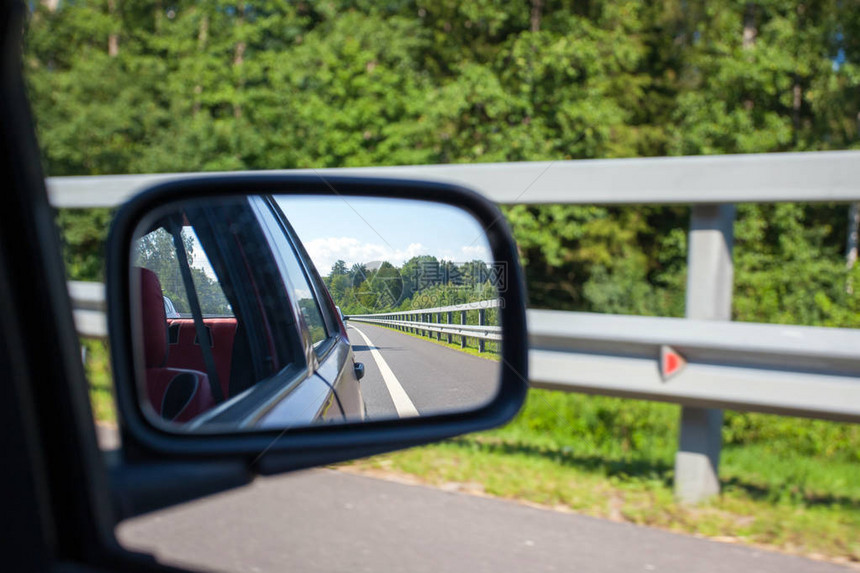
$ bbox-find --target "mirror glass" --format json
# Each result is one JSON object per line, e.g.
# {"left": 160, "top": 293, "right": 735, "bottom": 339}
{"left": 129, "top": 193, "right": 504, "bottom": 432}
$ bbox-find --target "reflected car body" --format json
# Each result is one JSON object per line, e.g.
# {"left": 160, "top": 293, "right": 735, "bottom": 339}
{"left": 135, "top": 195, "right": 364, "bottom": 429}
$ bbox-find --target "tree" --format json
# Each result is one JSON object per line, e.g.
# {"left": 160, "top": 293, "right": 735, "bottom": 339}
{"left": 26, "top": 1, "right": 860, "bottom": 328}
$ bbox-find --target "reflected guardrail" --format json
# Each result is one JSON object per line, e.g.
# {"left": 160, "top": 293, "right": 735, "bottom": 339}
{"left": 347, "top": 299, "right": 501, "bottom": 352}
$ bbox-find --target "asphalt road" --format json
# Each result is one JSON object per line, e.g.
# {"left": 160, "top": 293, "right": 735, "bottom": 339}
{"left": 346, "top": 322, "right": 500, "bottom": 420}
{"left": 117, "top": 468, "right": 850, "bottom": 573}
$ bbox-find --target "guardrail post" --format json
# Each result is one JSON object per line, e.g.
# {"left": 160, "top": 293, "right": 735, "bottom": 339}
{"left": 675, "top": 204, "right": 735, "bottom": 504}
{"left": 436, "top": 312, "right": 441, "bottom": 340}
{"left": 460, "top": 310, "right": 467, "bottom": 348}
{"left": 478, "top": 309, "right": 486, "bottom": 353}
{"left": 446, "top": 311, "right": 453, "bottom": 343}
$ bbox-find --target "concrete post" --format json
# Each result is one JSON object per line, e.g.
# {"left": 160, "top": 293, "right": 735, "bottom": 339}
{"left": 478, "top": 309, "right": 486, "bottom": 353}
{"left": 675, "top": 204, "right": 735, "bottom": 504}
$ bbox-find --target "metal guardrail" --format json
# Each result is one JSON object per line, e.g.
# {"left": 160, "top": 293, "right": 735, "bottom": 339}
{"left": 348, "top": 300, "right": 502, "bottom": 351}
{"left": 528, "top": 310, "right": 860, "bottom": 422}
{"left": 73, "top": 285, "right": 860, "bottom": 421}
{"left": 56, "top": 150, "right": 860, "bottom": 503}
{"left": 69, "top": 280, "right": 107, "bottom": 339}
{"left": 46, "top": 150, "right": 860, "bottom": 207}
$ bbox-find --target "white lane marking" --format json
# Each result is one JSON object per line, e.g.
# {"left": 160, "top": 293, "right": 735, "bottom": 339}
{"left": 348, "top": 325, "right": 419, "bottom": 418}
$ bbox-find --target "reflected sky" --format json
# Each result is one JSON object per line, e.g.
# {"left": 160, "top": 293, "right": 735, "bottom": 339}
{"left": 275, "top": 196, "right": 493, "bottom": 275}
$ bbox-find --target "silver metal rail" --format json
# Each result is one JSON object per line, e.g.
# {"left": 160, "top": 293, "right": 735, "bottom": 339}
{"left": 348, "top": 300, "right": 501, "bottom": 351}
{"left": 528, "top": 310, "right": 860, "bottom": 421}
{"left": 46, "top": 150, "right": 860, "bottom": 207}
{"left": 68, "top": 280, "right": 107, "bottom": 339}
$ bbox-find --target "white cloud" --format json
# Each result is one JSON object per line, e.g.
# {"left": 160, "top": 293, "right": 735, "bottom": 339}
{"left": 303, "top": 237, "right": 431, "bottom": 275}
{"left": 303, "top": 237, "right": 494, "bottom": 275}
{"left": 459, "top": 244, "right": 493, "bottom": 262}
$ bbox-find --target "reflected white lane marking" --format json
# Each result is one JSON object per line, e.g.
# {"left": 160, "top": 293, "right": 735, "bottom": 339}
{"left": 348, "top": 325, "right": 419, "bottom": 418}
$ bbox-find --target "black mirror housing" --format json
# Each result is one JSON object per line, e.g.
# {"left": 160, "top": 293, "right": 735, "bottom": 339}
{"left": 106, "top": 175, "right": 529, "bottom": 483}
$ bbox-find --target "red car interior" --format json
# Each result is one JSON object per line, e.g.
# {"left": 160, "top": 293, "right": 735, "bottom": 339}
{"left": 138, "top": 267, "right": 215, "bottom": 422}
{"left": 165, "top": 318, "right": 238, "bottom": 401}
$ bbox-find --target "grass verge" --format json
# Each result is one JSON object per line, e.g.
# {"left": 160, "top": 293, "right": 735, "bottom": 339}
{"left": 83, "top": 339, "right": 116, "bottom": 424}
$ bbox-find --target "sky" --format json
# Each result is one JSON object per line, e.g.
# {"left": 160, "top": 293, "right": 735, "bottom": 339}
{"left": 275, "top": 195, "right": 493, "bottom": 276}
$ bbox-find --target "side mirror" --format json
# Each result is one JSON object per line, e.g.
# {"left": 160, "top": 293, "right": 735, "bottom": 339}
{"left": 106, "top": 175, "right": 528, "bottom": 516}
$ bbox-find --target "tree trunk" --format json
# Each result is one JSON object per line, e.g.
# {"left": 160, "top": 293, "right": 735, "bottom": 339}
{"left": 742, "top": 4, "right": 757, "bottom": 49}
{"left": 108, "top": 0, "right": 119, "bottom": 57}
{"left": 193, "top": 14, "right": 209, "bottom": 116}
{"left": 742, "top": 4, "right": 756, "bottom": 110}
{"left": 792, "top": 5, "right": 806, "bottom": 140}
{"left": 233, "top": 6, "right": 246, "bottom": 119}
{"left": 530, "top": 0, "right": 543, "bottom": 33}
{"left": 792, "top": 80, "right": 802, "bottom": 134}
{"left": 155, "top": 0, "right": 163, "bottom": 33}
{"left": 846, "top": 202, "right": 859, "bottom": 294}
{"left": 847, "top": 202, "right": 859, "bottom": 269}
{"left": 198, "top": 13, "right": 209, "bottom": 50}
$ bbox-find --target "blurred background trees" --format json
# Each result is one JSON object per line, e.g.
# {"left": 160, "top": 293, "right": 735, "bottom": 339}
{"left": 27, "top": 0, "right": 860, "bottom": 326}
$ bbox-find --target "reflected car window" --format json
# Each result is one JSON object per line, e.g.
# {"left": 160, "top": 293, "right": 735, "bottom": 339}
{"left": 250, "top": 198, "right": 330, "bottom": 351}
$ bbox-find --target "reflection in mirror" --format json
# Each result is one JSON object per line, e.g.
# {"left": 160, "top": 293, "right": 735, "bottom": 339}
{"left": 130, "top": 194, "right": 503, "bottom": 433}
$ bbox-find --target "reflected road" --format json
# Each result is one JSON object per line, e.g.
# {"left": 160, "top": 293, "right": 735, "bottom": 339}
{"left": 346, "top": 322, "right": 500, "bottom": 419}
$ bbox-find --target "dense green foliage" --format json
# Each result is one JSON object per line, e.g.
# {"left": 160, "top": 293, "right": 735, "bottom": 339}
{"left": 326, "top": 256, "right": 501, "bottom": 352}
{"left": 29, "top": 1, "right": 860, "bottom": 325}
{"left": 324, "top": 256, "right": 499, "bottom": 314}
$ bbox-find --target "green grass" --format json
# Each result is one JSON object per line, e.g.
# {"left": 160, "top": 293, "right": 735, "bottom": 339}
{"left": 82, "top": 339, "right": 116, "bottom": 424}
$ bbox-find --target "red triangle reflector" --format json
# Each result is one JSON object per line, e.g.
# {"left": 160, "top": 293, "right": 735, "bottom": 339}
{"left": 660, "top": 345, "right": 686, "bottom": 381}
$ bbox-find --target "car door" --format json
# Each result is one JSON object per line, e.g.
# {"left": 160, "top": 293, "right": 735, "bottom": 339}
{"left": 247, "top": 196, "right": 363, "bottom": 425}
{"left": 267, "top": 196, "right": 365, "bottom": 421}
